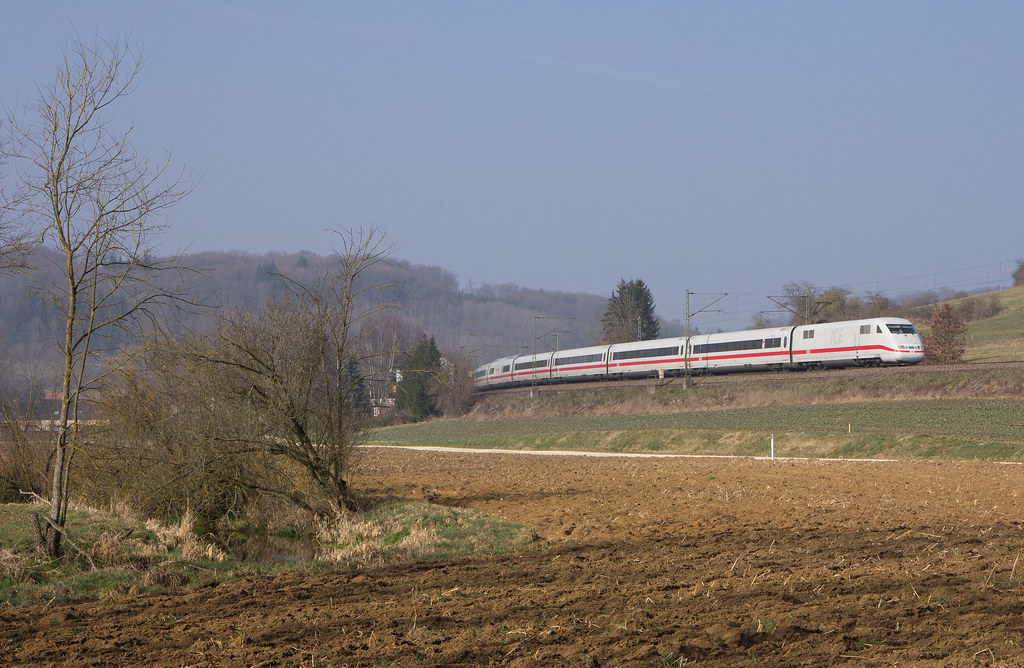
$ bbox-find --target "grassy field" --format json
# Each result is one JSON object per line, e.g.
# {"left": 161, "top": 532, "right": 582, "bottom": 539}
{"left": 965, "top": 286, "right": 1024, "bottom": 360}
{"left": 370, "top": 361, "right": 1024, "bottom": 461}
{"left": 370, "top": 397, "right": 1024, "bottom": 460}
{"left": 0, "top": 499, "right": 535, "bottom": 608}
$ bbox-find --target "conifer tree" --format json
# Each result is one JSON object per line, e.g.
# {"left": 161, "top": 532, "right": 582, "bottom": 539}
{"left": 397, "top": 336, "right": 442, "bottom": 420}
{"left": 601, "top": 279, "right": 659, "bottom": 343}
{"left": 341, "top": 356, "right": 371, "bottom": 418}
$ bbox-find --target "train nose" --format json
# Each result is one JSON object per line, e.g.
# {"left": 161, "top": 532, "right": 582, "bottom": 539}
{"left": 897, "top": 345, "right": 925, "bottom": 363}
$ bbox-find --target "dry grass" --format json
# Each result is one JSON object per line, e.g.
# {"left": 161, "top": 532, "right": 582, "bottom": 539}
{"left": 314, "top": 499, "right": 533, "bottom": 568}
{"left": 314, "top": 509, "right": 440, "bottom": 566}
{"left": 0, "top": 548, "right": 30, "bottom": 583}
{"left": 89, "top": 531, "right": 134, "bottom": 567}
{"left": 145, "top": 510, "right": 227, "bottom": 563}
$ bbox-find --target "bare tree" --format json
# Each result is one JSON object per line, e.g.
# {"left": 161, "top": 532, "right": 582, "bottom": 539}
{"left": 0, "top": 144, "right": 35, "bottom": 271}
{"left": 436, "top": 349, "right": 477, "bottom": 417}
{"left": 101, "top": 227, "right": 395, "bottom": 520}
{"left": 862, "top": 291, "right": 893, "bottom": 318}
{"left": 777, "top": 281, "right": 820, "bottom": 324}
{"left": 816, "top": 286, "right": 861, "bottom": 323}
{"left": 0, "top": 209, "right": 35, "bottom": 272}
{"left": 1, "top": 33, "right": 192, "bottom": 556}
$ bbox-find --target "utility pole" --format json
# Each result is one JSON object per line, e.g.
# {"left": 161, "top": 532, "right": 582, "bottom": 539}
{"left": 683, "top": 290, "right": 728, "bottom": 386}
{"left": 530, "top": 314, "right": 575, "bottom": 398}
{"left": 767, "top": 293, "right": 825, "bottom": 325}
{"left": 531, "top": 315, "right": 537, "bottom": 398}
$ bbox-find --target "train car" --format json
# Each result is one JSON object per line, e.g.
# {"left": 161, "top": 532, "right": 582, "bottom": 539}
{"left": 606, "top": 337, "right": 688, "bottom": 379}
{"left": 508, "top": 351, "right": 556, "bottom": 386}
{"left": 790, "top": 317, "right": 924, "bottom": 369}
{"left": 550, "top": 345, "right": 611, "bottom": 382}
{"left": 687, "top": 326, "right": 794, "bottom": 374}
{"left": 473, "top": 355, "right": 517, "bottom": 390}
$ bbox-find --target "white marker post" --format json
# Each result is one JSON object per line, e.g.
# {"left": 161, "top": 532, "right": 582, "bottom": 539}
{"left": 770, "top": 434, "right": 775, "bottom": 461}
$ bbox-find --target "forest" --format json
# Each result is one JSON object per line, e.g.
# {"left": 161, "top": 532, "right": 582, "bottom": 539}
{"left": 0, "top": 246, "right": 609, "bottom": 374}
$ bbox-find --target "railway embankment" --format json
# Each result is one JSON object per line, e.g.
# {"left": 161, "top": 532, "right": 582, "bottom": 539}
{"left": 469, "top": 361, "right": 1024, "bottom": 419}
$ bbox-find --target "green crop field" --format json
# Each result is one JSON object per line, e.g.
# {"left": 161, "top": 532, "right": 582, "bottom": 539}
{"left": 369, "top": 397, "right": 1024, "bottom": 461}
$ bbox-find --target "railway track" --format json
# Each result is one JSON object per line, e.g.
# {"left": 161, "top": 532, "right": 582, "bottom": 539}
{"left": 483, "top": 359, "right": 1024, "bottom": 395}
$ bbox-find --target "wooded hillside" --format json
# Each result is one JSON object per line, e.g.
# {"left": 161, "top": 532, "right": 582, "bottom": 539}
{"left": 0, "top": 248, "right": 608, "bottom": 369}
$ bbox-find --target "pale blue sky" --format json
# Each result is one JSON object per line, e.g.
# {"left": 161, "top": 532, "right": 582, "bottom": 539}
{"left": 3, "top": 2, "right": 1022, "bottom": 330}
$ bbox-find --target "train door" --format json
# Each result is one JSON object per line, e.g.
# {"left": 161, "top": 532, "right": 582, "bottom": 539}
{"left": 786, "top": 326, "right": 798, "bottom": 369}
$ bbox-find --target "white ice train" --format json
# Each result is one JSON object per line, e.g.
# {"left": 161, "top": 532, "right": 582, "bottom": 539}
{"left": 473, "top": 317, "right": 925, "bottom": 390}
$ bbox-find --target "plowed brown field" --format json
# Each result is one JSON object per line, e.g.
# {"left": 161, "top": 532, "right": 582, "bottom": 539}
{"left": 4, "top": 447, "right": 1024, "bottom": 666}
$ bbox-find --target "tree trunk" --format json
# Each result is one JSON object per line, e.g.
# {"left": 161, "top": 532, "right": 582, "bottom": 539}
{"left": 46, "top": 278, "right": 77, "bottom": 559}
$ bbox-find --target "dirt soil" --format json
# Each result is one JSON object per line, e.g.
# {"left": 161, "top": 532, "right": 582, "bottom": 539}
{"left": 5, "top": 448, "right": 1024, "bottom": 666}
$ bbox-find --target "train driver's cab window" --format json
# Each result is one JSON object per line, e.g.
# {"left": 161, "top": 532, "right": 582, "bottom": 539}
{"left": 886, "top": 323, "right": 918, "bottom": 335}
{"left": 860, "top": 325, "right": 871, "bottom": 335}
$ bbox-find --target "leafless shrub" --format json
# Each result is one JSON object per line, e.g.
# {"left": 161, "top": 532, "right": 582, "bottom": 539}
{"left": 0, "top": 424, "right": 49, "bottom": 503}
{"left": 924, "top": 303, "right": 968, "bottom": 364}
{"left": 99, "top": 227, "right": 397, "bottom": 524}
{"left": 956, "top": 293, "right": 1002, "bottom": 322}
{"left": 437, "top": 351, "right": 477, "bottom": 417}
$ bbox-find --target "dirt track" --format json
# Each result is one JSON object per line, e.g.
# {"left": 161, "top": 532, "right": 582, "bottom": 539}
{"left": 4, "top": 448, "right": 1024, "bottom": 666}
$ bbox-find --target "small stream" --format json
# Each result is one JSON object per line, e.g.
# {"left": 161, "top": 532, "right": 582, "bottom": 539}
{"left": 214, "top": 532, "right": 319, "bottom": 562}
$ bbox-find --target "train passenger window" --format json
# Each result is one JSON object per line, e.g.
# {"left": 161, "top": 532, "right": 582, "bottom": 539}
{"left": 803, "top": 330, "right": 814, "bottom": 339}
{"left": 612, "top": 346, "right": 679, "bottom": 361}
{"left": 556, "top": 352, "right": 603, "bottom": 366}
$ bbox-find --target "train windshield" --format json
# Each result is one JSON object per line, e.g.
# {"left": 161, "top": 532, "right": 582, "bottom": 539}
{"left": 886, "top": 323, "right": 917, "bottom": 335}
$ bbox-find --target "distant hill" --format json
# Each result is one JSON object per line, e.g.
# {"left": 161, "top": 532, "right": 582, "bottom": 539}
{"left": 0, "top": 249, "right": 618, "bottom": 368}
